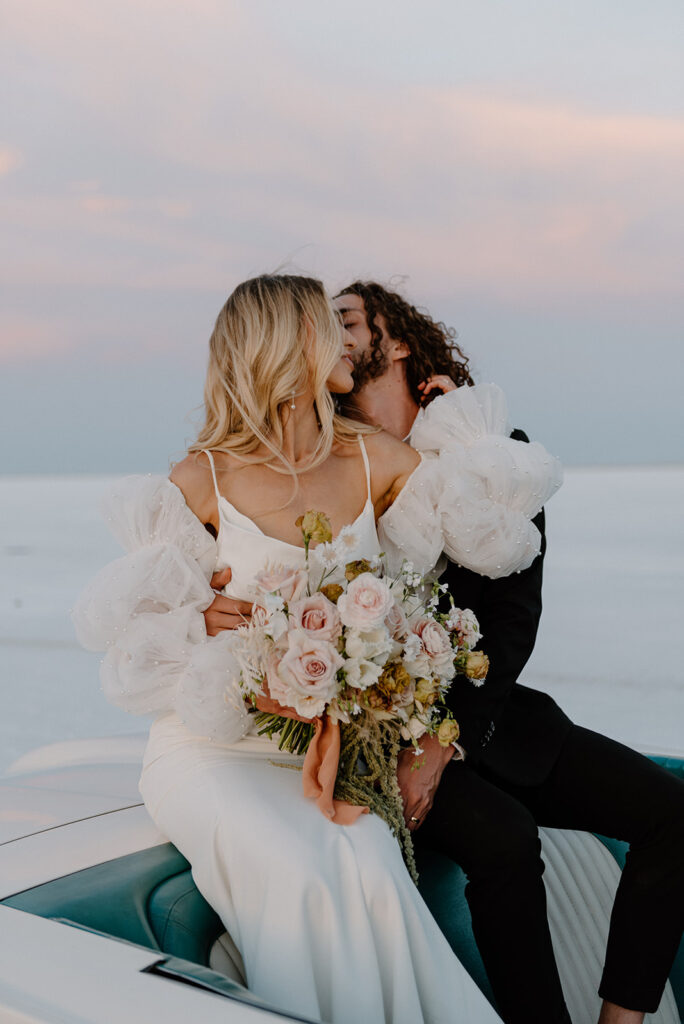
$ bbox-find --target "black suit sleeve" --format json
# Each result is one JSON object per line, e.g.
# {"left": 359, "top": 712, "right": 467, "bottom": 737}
{"left": 440, "top": 429, "right": 546, "bottom": 764}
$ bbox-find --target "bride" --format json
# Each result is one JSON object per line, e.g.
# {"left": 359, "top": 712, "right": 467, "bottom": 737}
{"left": 74, "top": 273, "right": 561, "bottom": 1024}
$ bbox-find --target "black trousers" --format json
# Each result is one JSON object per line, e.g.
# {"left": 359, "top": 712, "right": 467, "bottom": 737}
{"left": 416, "top": 726, "right": 684, "bottom": 1024}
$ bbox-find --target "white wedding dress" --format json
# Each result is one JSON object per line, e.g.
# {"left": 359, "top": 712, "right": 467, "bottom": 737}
{"left": 73, "top": 384, "right": 562, "bottom": 1024}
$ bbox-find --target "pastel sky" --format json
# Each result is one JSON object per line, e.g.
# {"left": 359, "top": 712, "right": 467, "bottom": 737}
{"left": 1, "top": 0, "right": 683, "bottom": 472}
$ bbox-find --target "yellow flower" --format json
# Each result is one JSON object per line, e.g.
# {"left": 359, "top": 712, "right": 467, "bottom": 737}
{"left": 463, "top": 650, "right": 489, "bottom": 681}
{"left": 320, "top": 583, "right": 344, "bottom": 604}
{"left": 437, "top": 718, "right": 461, "bottom": 746}
{"left": 296, "top": 510, "right": 333, "bottom": 546}
{"left": 376, "top": 660, "right": 412, "bottom": 697}
{"left": 414, "top": 677, "right": 439, "bottom": 706}
{"left": 344, "top": 558, "right": 372, "bottom": 582}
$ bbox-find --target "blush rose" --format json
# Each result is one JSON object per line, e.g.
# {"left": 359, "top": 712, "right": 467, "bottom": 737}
{"left": 385, "top": 600, "right": 409, "bottom": 640}
{"left": 267, "top": 631, "right": 344, "bottom": 718}
{"left": 412, "top": 617, "right": 455, "bottom": 680}
{"left": 288, "top": 593, "right": 342, "bottom": 644}
{"left": 337, "top": 573, "right": 394, "bottom": 631}
{"left": 254, "top": 563, "right": 308, "bottom": 604}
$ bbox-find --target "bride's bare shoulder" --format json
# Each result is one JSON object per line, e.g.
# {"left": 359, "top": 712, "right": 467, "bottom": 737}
{"left": 170, "top": 452, "right": 217, "bottom": 524}
{"left": 363, "top": 429, "right": 419, "bottom": 468}
{"left": 362, "top": 431, "right": 420, "bottom": 509}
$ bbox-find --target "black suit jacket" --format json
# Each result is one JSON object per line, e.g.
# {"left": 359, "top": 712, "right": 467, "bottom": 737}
{"left": 441, "top": 429, "right": 572, "bottom": 786}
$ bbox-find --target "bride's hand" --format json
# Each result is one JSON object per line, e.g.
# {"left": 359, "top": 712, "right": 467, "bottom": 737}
{"left": 204, "top": 568, "right": 254, "bottom": 636}
{"left": 252, "top": 679, "right": 313, "bottom": 724}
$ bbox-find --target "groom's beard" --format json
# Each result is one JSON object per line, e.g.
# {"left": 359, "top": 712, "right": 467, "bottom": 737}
{"left": 350, "top": 344, "right": 390, "bottom": 394}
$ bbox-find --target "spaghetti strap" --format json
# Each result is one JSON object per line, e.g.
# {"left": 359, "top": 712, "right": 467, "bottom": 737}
{"left": 201, "top": 449, "right": 221, "bottom": 501}
{"left": 357, "top": 435, "right": 372, "bottom": 504}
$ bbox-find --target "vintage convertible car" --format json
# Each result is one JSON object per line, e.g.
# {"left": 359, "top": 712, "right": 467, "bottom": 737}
{"left": 1, "top": 734, "right": 683, "bottom": 1024}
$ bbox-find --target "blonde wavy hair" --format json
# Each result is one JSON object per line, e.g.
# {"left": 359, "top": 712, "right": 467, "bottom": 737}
{"left": 189, "top": 274, "right": 376, "bottom": 475}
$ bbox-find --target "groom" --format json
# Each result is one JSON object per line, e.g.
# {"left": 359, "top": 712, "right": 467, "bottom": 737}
{"left": 204, "top": 281, "right": 684, "bottom": 1024}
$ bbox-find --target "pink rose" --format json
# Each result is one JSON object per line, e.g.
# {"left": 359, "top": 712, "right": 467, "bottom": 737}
{"left": 385, "top": 600, "right": 409, "bottom": 640}
{"left": 411, "top": 617, "right": 455, "bottom": 679}
{"left": 288, "top": 593, "right": 342, "bottom": 643}
{"left": 337, "top": 573, "right": 394, "bottom": 631}
{"left": 444, "top": 607, "right": 482, "bottom": 650}
{"left": 254, "top": 563, "right": 308, "bottom": 603}
{"left": 267, "top": 631, "right": 344, "bottom": 718}
{"left": 266, "top": 652, "right": 294, "bottom": 709}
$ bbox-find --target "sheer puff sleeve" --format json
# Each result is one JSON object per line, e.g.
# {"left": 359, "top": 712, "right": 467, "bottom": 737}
{"left": 72, "top": 475, "right": 251, "bottom": 743}
{"left": 378, "top": 383, "right": 563, "bottom": 579}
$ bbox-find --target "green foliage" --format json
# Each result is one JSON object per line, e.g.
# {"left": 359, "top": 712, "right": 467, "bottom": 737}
{"left": 335, "top": 713, "right": 418, "bottom": 885}
{"left": 254, "top": 712, "right": 315, "bottom": 755}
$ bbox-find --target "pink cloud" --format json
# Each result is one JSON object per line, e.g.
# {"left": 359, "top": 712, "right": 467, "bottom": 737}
{"left": 429, "top": 91, "right": 684, "bottom": 167}
{"left": 3, "top": 2, "right": 682, "bottom": 308}
{"left": 0, "top": 316, "right": 78, "bottom": 362}
{"left": 0, "top": 147, "right": 23, "bottom": 175}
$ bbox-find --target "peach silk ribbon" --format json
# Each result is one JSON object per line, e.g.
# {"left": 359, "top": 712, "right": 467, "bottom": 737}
{"left": 302, "top": 716, "right": 369, "bottom": 824}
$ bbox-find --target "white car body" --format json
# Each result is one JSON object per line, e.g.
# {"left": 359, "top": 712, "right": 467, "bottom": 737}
{"left": 2, "top": 736, "right": 683, "bottom": 1024}
{"left": 0, "top": 735, "right": 314, "bottom": 1024}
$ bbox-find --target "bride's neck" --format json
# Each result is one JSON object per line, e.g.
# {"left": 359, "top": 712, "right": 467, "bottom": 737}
{"left": 277, "top": 391, "right": 321, "bottom": 467}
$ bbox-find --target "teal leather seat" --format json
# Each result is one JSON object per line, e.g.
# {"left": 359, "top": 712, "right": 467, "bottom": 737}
{"left": 3, "top": 843, "right": 190, "bottom": 951}
{"left": 147, "top": 865, "right": 224, "bottom": 967}
{"left": 416, "top": 848, "right": 495, "bottom": 1004}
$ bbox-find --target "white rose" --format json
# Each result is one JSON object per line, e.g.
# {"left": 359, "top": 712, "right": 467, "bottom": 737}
{"left": 337, "top": 573, "right": 394, "bottom": 630}
{"left": 343, "top": 657, "right": 383, "bottom": 691}
{"left": 345, "top": 625, "right": 395, "bottom": 663}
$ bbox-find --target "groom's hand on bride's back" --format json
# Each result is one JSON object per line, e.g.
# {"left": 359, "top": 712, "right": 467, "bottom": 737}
{"left": 204, "top": 567, "right": 253, "bottom": 636}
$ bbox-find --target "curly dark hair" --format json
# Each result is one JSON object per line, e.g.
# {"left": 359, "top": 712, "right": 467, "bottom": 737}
{"left": 334, "top": 281, "right": 473, "bottom": 406}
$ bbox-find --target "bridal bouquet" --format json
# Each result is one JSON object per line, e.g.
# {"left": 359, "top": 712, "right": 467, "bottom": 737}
{"left": 230, "top": 511, "right": 489, "bottom": 880}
